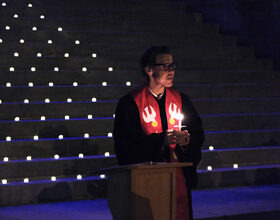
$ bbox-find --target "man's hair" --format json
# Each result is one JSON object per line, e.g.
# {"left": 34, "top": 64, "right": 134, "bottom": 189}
{"left": 140, "top": 46, "right": 171, "bottom": 82}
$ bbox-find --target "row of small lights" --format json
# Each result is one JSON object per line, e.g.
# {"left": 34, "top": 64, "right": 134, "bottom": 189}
{"left": 10, "top": 52, "right": 97, "bottom": 58}
{"left": 0, "top": 39, "right": 95, "bottom": 46}
{"left": 1, "top": 174, "right": 107, "bottom": 185}
{"left": 5, "top": 132, "right": 113, "bottom": 141}
{"left": 2, "top": 3, "right": 35, "bottom": 7}
{"left": 7, "top": 66, "right": 111, "bottom": 72}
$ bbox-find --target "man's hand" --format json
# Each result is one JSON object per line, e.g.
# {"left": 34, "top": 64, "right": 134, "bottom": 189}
{"left": 164, "top": 130, "right": 190, "bottom": 146}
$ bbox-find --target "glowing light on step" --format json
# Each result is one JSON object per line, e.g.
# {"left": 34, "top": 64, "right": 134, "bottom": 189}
{"left": 0, "top": 100, "right": 2, "bottom": 104}
{"left": 40, "top": 116, "right": 46, "bottom": 121}
{"left": 77, "top": 175, "right": 82, "bottom": 180}
{"left": 64, "top": 53, "right": 69, "bottom": 58}
{"left": 84, "top": 133, "right": 89, "bottom": 138}
{"left": 73, "top": 82, "right": 78, "bottom": 86}
{"left": 113, "top": 114, "right": 115, "bottom": 118}
{"left": 209, "top": 146, "right": 214, "bottom": 151}
{"left": 102, "top": 82, "right": 107, "bottom": 86}
{"left": 20, "top": 39, "right": 25, "bottom": 44}
{"left": 14, "top": 117, "right": 20, "bottom": 121}
{"left": 51, "top": 176, "right": 56, "bottom": 181}
{"left": 64, "top": 115, "right": 70, "bottom": 120}
{"left": 2, "top": 2, "right": 6, "bottom": 6}
{"left": 3, "top": 157, "right": 9, "bottom": 162}
{"left": 2, "top": 179, "right": 7, "bottom": 184}
{"left": 58, "top": 27, "right": 63, "bottom": 32}
{"left": 126, "top": 81, "right": 131, "bottom": 86}
{"left": 48, "top": 82, "right": 54, "bottom": 87}
{"left": 45, "top": 98, "right": 50, "bottom": 103}
{"left": 207, "top": 166, "right": 212, "bottom": 171}
{"left": 37, "top": 53, "right": 42, "bottom": 57}
{"left": 9, "top": 67, "right": 14, "bottom": 72}
{"left": 31, "top": 67, "right": 36, "bottom": 72}
{"left": 91, "top": 97, "right": 97, "bottom": 102}
{"left": 58, "top": 135, "right": 63, "bottom": 139}
{"left": 14, "top": 14, "right": 18, "bottom": 18}
{"left": 26, "top": 156, "right": 32, "bottom": 161}
{"left": 233, "top": 164, "right": 239, "bottom": 169}
{"left": 75, "top": 40, "right": 80, "bottom": 45}
{"left": 0, "top": 39, "right": 2, "bottom": 43}
{"left": 100, "top": 174, "right": 106, "bottom": 179}
{"left": 33, "top": 135, "right": 39, "bottom": 140}
{"left": 78, "top": 153, "right": 84, "bottom": 158}
{"left": 40, "top": 15, "right": 45, "bottom": 19}
{"left": 24, "top": 99, "right": 29, "bottom": 104}
{"left": 54, "top": 154, "right": 59, "bottom": 159}
{"left": 104, "top": 152, "right": 110, "bottom": 157}
{"left": 6, "top": 82, "right": 11, "bottom": 87}
{"left": 24, "top": 178, "right": 29, "bottom": 183}
{"left": 87, "top": 115, "right": 93, "bottom": 119}
{"left": 5, "top": 26, "right": 10, "bottom": 30}
{"left": 108, "top": 67, "right": 113, "bottom": 72}
{"left": 67, "top": 98, "right": 72, "bottom": 103}
{"left": 54, "top": 67, "right": 59, "bottom": 72}
{"left": 107, "top": 132, "right": 113, "bottom": 137}
{"left": 28, "top": 82, "right": 34, "bottom": 87}
{"left": 82, "top": 67, "right": 87, "bottom": 72}
{"left": 28, "top": 3, "right": 32, "bottom": 7}
{"left": 32, "top": 27, "right": 37, "bottom": 31}
{"left": 14, "top": 52, "right": 19, "bottom": 57}
{"left": 92, "top": 53, "right": 97, "bottom": 58}
{"left": 47, "top": 40, "right": 52, "bottom": 44}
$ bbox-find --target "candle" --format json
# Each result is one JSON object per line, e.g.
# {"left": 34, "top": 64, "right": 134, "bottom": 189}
{"left": 178, "top": 113, "right": 184, "bottom": 131}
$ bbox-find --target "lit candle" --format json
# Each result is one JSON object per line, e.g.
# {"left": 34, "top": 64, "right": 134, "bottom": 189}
{"left": 178, "top": 113, "right": 184, "bottom": 131}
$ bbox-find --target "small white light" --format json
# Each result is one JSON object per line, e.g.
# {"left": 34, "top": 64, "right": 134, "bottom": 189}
{"left": 75, "top": 40, "right": 80, "bottom": 45}
{"left": 54, "top": 67, "right": 59, "bottom": 72}
{"left": 28, "top": 3, "right": 32, "bottom": 7}
{"left": 233, "top": 164, "right": 239, "bottom": 169}
{"left": 24, "top": 178, "right": 29, "bottom": 183}
{"left": 37, "top": 53, "right": 42, "bottom": 57}
{"left": 67, "top": 98, "right": 72, "bottom": 103}
{"left": 126, "top": 81, "right": 131, "bottom": 86}
{"left": 14, "top": 14, "right": 18, "bottom": 18}
{"left": 54, "top": 154, "right": 59, "bottom": 160}
{"left": 113, "top": 114, "right": 115, "bottom": 118}
{"left": 100, "top": 174, "right": 106, "bottom": 179}
{"left": 58, "top": 135, "right": 63, "bottom": 139}
{"left": 51, "top": 176, "right": 56, "bottom": 181}
{"left": 108, "top": 67, "right": 113, "bottom": 72}
{"left": 91, "top": 97, "right": 97, "bottom": 102}
{"left": 28, "top": 82, "right": 34, "bottom": 87}
{"left": 14, "top": 117, "right": 20, "bottom": 121}
{"left": 58, "top": 27, "right": 63, "bottom": 32}
{"left": 64, "top": 115, "right": 70, "bottom": 120}
{"left": 49, "top": 82, "right": 54, "bottom": 87}
{"left": 207, "top": 166, "right": 213, "bottom": 171}
{"left": 40, "top": 116, "right": 46, "bottom": 121}
{"left": 2, "top": 2, "right": 7, "bottom": 6}
{"left": 14, "top": 52, "right": 19, "bottom": 57}
{"left": 77, "top": 175, "right": 82, "bottom": 180}
{"left": 24, "top": 99, "right": 29, "bottom": 104}
{"left": 33, "top": 135, "right": 39, "bottom": 140}
{"left": 2, "top": 179, "right": 7, "bottom": 184}
{"left": 102, "top": 82, "right": 107, "bottom": 86}
{"left": 47, "top": 40, "right": 52, "bottom": 44}
{"left": 20, "top": 39, "right": 24, "bottom": 44}
{"left": 9, "top": 67, "right": 14, "bottom": 72}
{"left": 0, "top": 100, "right": 2, "bottom": 104}
{"left": 26, "top": 156, "right": 32, "bottom": 161}
{"left": 64, "top": 53, "right": 69, "bottom": 58}
{"left": 87, "top": 114, "right": 93, "bottom": 119}
{"left": 45, "top": 98, "right": 50, "bottom": 103}
{"left": 78, "top": 153, "right": 84, "bottom": 158}
{"left": 84, "top": 133, "right": 89, "bottom": 138}
{"left": 0, "top": 39, "right": 2, "bottom": 43}
{"left": 6, "top": 82, "right": 11, "bottom": 87}
{"left": 104, "top": 152, "right": 110, "bottom": 157}
{"left": 92, "top": 53, "right": 97, "bottom": 58}
{"left": 107, "top": 132, "right": 113, "bottom": 137}
{"left": 40, "top": 15, "right": 45, "bottom": 19}
{"left": 209, "top": 146, "right": 214, "bottom": 151}
{"left": 73, "top": 82, "right": 78, "bottom": 87}
{"left": 82, "top": 67, "right": 87, "bottom": 72}
{"left": 32, "top": 27, "right": 37, "bottom": 31}
{"left": 5, "top": 26, "right": 10, "bottom": 30}
{"left": 3, "top": 157, "right": 9, "bottom": 162}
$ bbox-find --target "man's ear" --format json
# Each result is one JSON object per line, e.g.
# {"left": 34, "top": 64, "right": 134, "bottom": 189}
{"left": 145, "top": 66, "right": 153, "bottom": 77}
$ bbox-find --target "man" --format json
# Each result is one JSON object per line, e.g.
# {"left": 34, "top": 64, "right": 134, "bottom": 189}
{"left": 113, "top": 46, "right": 204, "bottom": 220}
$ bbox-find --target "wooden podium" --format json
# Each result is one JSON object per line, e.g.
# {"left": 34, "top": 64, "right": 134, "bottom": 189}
{"left": 106, "top": 162, "right": 192, "bottom": 220}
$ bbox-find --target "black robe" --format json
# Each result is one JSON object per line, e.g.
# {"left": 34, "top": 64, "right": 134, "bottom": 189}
{"left": 113, "top": 90, "right": 204, "bottom": 189}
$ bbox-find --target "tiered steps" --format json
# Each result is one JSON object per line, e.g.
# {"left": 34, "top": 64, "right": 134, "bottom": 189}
{"left": 0, "top": 0, "right": 279, "bottom": 207}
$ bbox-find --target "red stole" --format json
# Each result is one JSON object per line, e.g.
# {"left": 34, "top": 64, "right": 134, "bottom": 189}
{"left": 131, "top": 86, "right": 190, "bottom": 220}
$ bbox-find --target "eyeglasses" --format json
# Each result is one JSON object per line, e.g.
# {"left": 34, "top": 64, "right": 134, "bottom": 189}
{"left": 152, "top": 62, "right": 176, "bottom": 71}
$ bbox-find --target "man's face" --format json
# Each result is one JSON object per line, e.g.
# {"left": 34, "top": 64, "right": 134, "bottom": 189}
{"left": 150, "top": 53, "right": 175, "bottom": 88}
